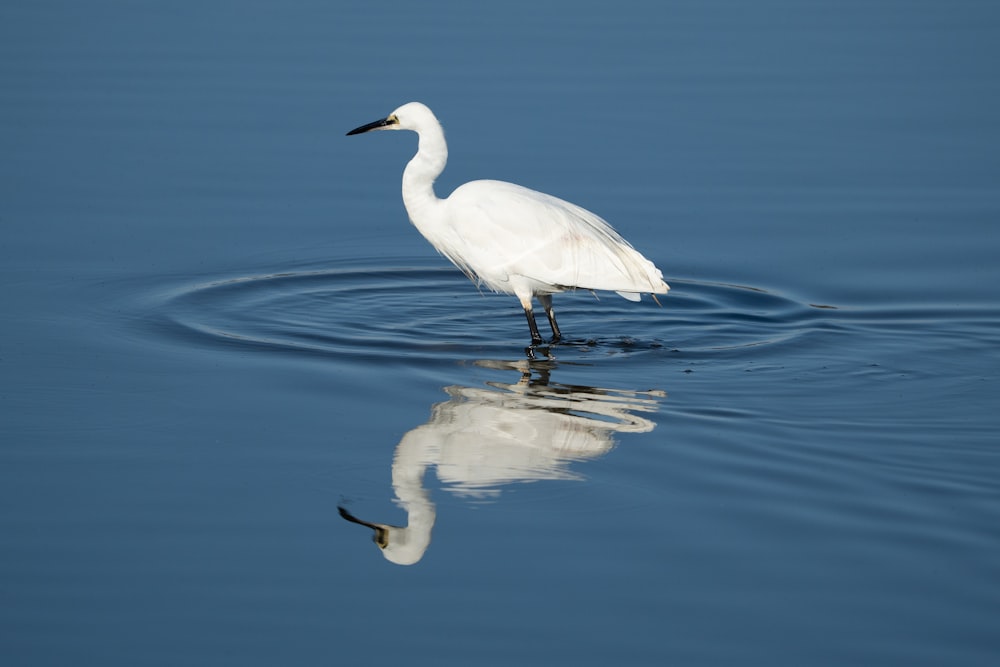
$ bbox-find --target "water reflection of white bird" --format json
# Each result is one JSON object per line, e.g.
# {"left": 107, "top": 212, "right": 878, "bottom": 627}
{"left": 339, "top": 361, "right": 664, "bottom": 565}
{"left": 346, "top": 102, "right": 670, "bottom": 346}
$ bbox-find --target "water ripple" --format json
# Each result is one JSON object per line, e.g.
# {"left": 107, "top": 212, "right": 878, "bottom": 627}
{"left": 137, "top": 260, "right": 850, "bottom": 364}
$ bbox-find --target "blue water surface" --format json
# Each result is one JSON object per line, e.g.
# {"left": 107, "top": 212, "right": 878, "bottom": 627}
{"left": 2, "top": 1, "right": 999, "bottom": 665}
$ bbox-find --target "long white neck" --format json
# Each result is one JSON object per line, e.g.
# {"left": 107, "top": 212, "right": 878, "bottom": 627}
{"left": 401, "top": 122, "right": 447, "bottom": 229}
{"left": 380, "top": 428, "right": 437, "bottom": 565}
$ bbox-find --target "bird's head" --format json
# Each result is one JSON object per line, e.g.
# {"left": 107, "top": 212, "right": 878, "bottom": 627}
{"left": 346, "top": 101, "right": 438, "bottom": 136}
{"left": 337, "top": 505, "right": 430, "bottom": 566}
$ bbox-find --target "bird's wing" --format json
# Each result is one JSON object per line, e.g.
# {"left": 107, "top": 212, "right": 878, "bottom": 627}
{"left": 440, "top": 180, "right": 666, "bottom": 295}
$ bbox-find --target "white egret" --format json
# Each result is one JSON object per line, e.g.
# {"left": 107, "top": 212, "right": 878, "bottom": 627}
{"left": 339, "top": 361, "right": 663, "bottom": 565}
{"left": 347, "top": 102, "right": 669, "bottom": 346}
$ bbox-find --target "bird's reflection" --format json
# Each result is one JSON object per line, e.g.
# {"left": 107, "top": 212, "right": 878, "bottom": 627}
{"left": 339, "top": 359, "right": 664, "bottom": 565}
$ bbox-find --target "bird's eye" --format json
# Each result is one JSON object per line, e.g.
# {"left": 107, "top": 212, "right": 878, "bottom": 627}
{"left": 387, "top": 114, "right": 399, "bottom": 125}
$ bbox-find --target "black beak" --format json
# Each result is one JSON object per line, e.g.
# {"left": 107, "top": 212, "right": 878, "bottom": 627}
{"left": 338, "top": 505, "right": 391, "bottom": 549}
{"left": 346, "top": 116, "right": 395, "bottom": 136}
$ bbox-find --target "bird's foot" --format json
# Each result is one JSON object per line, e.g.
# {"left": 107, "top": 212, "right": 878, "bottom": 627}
{"left": 525, "top": 343, "right": 554, "bottom": 361}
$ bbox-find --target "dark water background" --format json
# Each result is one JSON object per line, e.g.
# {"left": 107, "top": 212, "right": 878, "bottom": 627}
{"left": 2, "top": 1, "right": 999, "bottom": 665}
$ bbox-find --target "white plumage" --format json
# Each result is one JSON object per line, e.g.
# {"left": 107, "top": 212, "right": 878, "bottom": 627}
{"left": 347, "top": 101, "right": 669, "bottom": 345}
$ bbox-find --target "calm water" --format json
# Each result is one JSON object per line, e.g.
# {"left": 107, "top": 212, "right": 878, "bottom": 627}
{"left": 2, "top": 1, "right": 999, "bottom": 665}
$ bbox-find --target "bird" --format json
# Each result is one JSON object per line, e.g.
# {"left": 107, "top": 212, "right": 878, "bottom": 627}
{"left": 346, "top": 102, "right": 669, "bottom": 347}
{"left": 339, "top": 360, "right": 663, "bottom": 565}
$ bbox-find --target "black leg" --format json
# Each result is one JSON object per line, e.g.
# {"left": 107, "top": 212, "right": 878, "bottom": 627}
{"left": 544, "top": 307, "right": 561, "bottom": 342}
{"left": 523, "top": 307, "right": 544, "bottom": 346}
{"left": 539, "top": 294, "right": 561, "bottom": 342}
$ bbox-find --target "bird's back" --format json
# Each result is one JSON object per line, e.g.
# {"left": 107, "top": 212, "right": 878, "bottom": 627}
{"left": 424, "top": 180, "right": 668, "bottom": 298}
